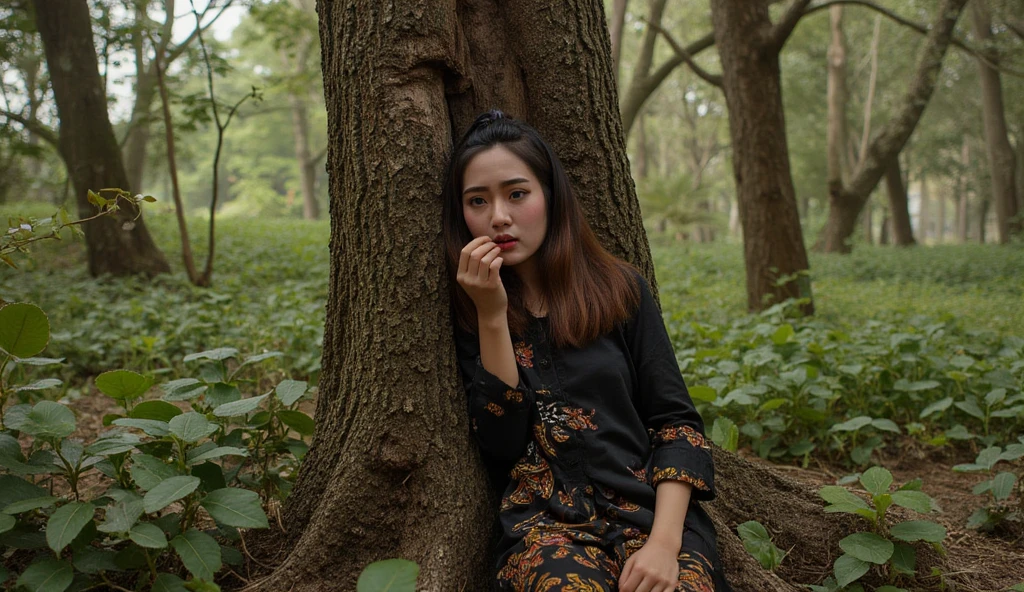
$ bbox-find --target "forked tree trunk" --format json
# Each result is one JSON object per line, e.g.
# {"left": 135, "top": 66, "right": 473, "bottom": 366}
{"left": 971, "top": 0, "right": 1020, "bottom": 243}
{"left": 710, "top": 0, "right": 813, "bottom": 314}
{"left": 817, "top": 0, "right": 968, "bottom": 253}
{"left": 885, "top": 156, "right": 915, "bottom": 246}
{"left": 33, "top": 0, "right": 170, "bottom": 277}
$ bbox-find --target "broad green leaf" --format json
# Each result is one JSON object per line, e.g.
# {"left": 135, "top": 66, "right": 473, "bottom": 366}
{"left": 188, "top": 446, "right": 248, "bottom": 465}
{"left": 3, "top": 496, "right": 59, "bottom": 514}
{"left": 891, "top": 491, "right": 935, "bottom": 513}
{"left": 0, "top": 475, "right": 47, "bottom": 507}
{"left": 72, "top": 547, "right": 120, "bottom": 574}
{"left": 184, "top": 348, "right": 238, "bottom": 362}
{"left": 949, "top": 354, "right": 975, "bottom": 369}
{"left": 13, "top": 379, "right": 62, "bottom": 393}
{"left": 891, "top": 542, "right": 916, "bottom": 576}
{"left": 46, "top": 502, "right": 94, "bottom": 553}
{"left": 97, "top": 500, "right": 144, "bottom": 533}
{"left": 213, "top": 394, "right": 268, "bottom": 417}
{"left": 984, "top": 388, "right": 1007, "bottom": 407}
{"left": 771, "top": 324, "right": 794, "bottom": 345}
{"left": 830, "top": 416, "right": 871, "bottom": 432}
{"left": 112, "top": 418, "right": 170, "bottom": 437}
{"left": 687, "top": 385, "right": 717, "bottom": 402}
{"left": 859, "top": 467, "right": 892, "bottom": 496}
{"left": 869, "top": 419, "right": 900, "bottom": 434}
{"left": 357, "top": 558, "right": 419, "bottom": 592}
{"left": 832, "top": 554, "right": 869, "bottom": 589}
{"left": 278, "top": 410, "right": 315, "bottom": 436}
{"left": 0, "top": 513, "right": 14, "bottom": 534}
{"left": 819, "top": 486, "right": 870, "bottom": 512}
{"left": 904, "top": 380, "right": 941, "bottom": 391}
{"left": 152, "top": 573, "right": 189, "bottom": 592}
{"left": 975, "top": 446, "right": 1004, "bottom": 470}
{"left": 954, "top": 398, "right": 984, "bottom": 420}
{"left": 130, "top": 454, "right": 178, "bottom": 491}
{"left": 275, "top": 380, "right": 308, "bottom": 406}
{"left": 129, "top": 523, "right": 168, "bottom": 548}
{"left": 12, "top": 356, "right": 63, "bottom": 366}
{"left": 170, "top": 529, "right": 221, "bottom": 581}
{"left": 967, "top": 508, "right": 992, "bottom": 530}
{"left": 20, "top": 401, "right": 76, "bottom": 439}
{"left": 205, "top": 382, "right": 241, "bottom": 408}
{"left": 898, "top": 478, "right": 923, "bottom": 491}
{"left": 160, "top": 378, "right": 207, "bottom": 402}
{"left": 16, "top": 559, "right": 73, "bottom": 592}
{"left": 890, "top": 520, "right": 946, "bottom": 543}
{"left": 839, "top": 532, "right": 893, "bottom": 564}
{"left": 130, "top": 400, "right": 183, "bottom": 422}
{"left": 991, "top": 472, "right": 1016, "bottom": 501}
{"left": 201, "top": 488, "right": 269, "bottom": 528}
{"left": 168, "top": 412, "right": 217, "bottom": 443}
{"left": 919, "top": 397, "right": 953, "bottom": 419}
{"left": 239, "top": 351, "right": 284, "bottom": 368}
{"left": 85, "top": 433, "right": 141, "bottom": 456}
{"left": 0, "top": 302, "right": 49, "bottom": 358}
{"left": 143, "top": 476, "right": 201, "bottom": 513}
{"left": 95, "top": 370, "right": 152, "bottom": 401}
{"left": 736, "top": 520, "right": 771, "bottom": 546}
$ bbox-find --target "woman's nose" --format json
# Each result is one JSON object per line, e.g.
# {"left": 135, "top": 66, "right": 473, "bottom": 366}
{"left": 491, "top": 202, "right": 512, "bottom": 227}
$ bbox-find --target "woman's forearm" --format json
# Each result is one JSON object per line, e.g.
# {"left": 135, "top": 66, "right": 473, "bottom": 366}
{"left": 649, "top": 480, "right": 693, "bottom": 552}
{"left": 477, "top": 313, "right": 519, "bottom": 388}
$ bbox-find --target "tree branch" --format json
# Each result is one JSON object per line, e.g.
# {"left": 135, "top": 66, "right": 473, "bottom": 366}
{"left": 1006, "top": 17, "right": 1024, "bottom": 41}
{"left": 769, "top": 0, "right": 814, "bottom": 50}
{"left": 645, "top": 20, "right": 723, "bottom": 87}
{"left": 165, "top": 0, "right": 236, "bottom": 63}
{"left": 312, "top": 146, "right": 328, "bottom": 167}
{"left": 1, "top": 110, "right": 59, "bottom": 151}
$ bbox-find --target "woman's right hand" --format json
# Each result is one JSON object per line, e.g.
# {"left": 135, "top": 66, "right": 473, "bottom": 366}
{"left": 457, "top": 235, "right": 507, "bottom": 319}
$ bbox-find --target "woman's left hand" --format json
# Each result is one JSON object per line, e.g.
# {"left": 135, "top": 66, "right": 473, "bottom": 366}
{"left": 618, "top": 536, "right": 680, "bottom": 592}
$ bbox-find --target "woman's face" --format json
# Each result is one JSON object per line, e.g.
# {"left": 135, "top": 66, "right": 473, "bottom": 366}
{"left": 461, "top": 144, "right": 548, "bottom": 270}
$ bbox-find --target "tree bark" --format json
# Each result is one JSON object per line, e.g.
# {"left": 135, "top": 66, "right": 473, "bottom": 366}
{"left": 884, "top": 156, "right": 915, "bottom": 246}
{"left": 710, "top": 0, "right": 813, "bottom": 314}
{"left": 619, "top": 0, "right": 668, "bottom": 141}
{"left": 826, "top": 6, "right": 849, "bottom": 191}
{"left": 862, "top": 200, "right": 873, "bottom": 244}
{"left": 970, "top": 0, "right": 1020, "bottom": 243}
{"left": 957, "top": 138, "right": 970, "bottom": 242}
{"left": 817, "top": 0, "right": 968, "bottom": 253}
{"left": 33, "top": 0, "right": 170, "bottom": 277}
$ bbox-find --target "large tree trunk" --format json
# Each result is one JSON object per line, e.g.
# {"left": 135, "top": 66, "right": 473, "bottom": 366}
{"left": 971, "top": 0, "right": 1020, "bottom": 243}
{"left": 33, "top": 0, "right": 170, "bottom": 277}
{"left": 817, "top": 0, "right": 968, "bottom": 253}
{"left": 710, "top": 0, "right": 813, "bottom": 314}
{"left": 885, "top": 156, "right": 916, "bottom": 246}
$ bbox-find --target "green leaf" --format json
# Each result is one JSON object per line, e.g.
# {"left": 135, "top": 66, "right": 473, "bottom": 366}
{"left": 213, "top": 394, "right": 269, "bottom": 417}
{"left": 97, "top": 500, "right": 144, "bottom": 533}
{"left": 0, "top": 513, "right": 14, "bottom": 534}
{"left": 869, "top": 419, "right": 900, "bottom": 434}
{"left": 184, "top": 348, "right": 239, "bottom": 362}
{"left": 3, "top": 496, "right": 59, "bottom": 514}
{"left": 168, "top": 412, "right": 217, "bottom": 443}
{"left": 13, "top": 378, "right": 62, "bottom": 393}
{"left": 95, "top": 370, "right": 152, "bottom": 401}
{"left": 161, "top": 378, "right": 207, "bottom": 401}
{"left": 819, "top": 486, "right": 870, "bottom": 513}
{"left": 839, "top": 532, "right": 893, "bottom": 564}
{"left": 130, "top": 454, "right": 179, "bottom": 491}
{"left": 984, "top": 388, "right": 1007, "bottom": 407}
{"left": 859, "top": 467, "right": 893, "bottom": 496}
{"left": 19, "top": 401, "right": 76, "bottom": 439}
{"left": 112, "top": 418, "right": 170, "bottom": 437}
{"left": 143, "top": 476, "right": 201, "bottom": 513}
{"left": 356, "top": 558, "right": 419, "bottom": 592}
{"left": 0, "top": 475, "right": 47, "bottom": 507}
{"left": 771, "top": 324, "right": 794, "bottom": 345}
{"left": 898, "top": 478, "right": 923, "bottom": 491}
{"left": 205, "top": 382, "right": 241, "bottom": 408}
{"left": 187, "top": 446, "right": 248, "bottom": 465}
{"left": 688, "top": 385, "right": 717, "bottom": 402}
{"left": 275, "top": 380, "right": 308, "bottom": 406}
{"left": 170, "top": 529, "right": 222, "bottom": 581}
{"left": 85, "top": 433, "right": 141, "bottom": 456}
{"left": 130, "top": 400, "right": 183, "bottom": 422}
{"left": 991, "top": 472, "right": 1016, "bottom": 501}
{"left": 46, "top": 502, "right": 94, "bottom": 553}
{"left": 16, "top": 559, "right": 73, "bottom": 592}
{"left": 890, "top": 542, "right": 916, "bottom": 576}
{"left": 277, "top": 410, "right": 315, "bottom": 436}
{"left": 239, "top": 351, "right": 284, "bottom": 368}
{"left": 72, "top": 547, "right": 121, "bottom": 574}
{"left": 833, "top": 554, "right": 869, "bottom": 588}
{"left": 12, "top": 356, "right": 63, "bottom": 366}
{"left": 955, "top": 398, "right": 985, "bottom": 420}
{"left": 890, "top": 520, "right": 946, "bottom": 543}
{"left": 919, "top": 397, "right": 953, "bottom": 419}
{"left": 891, "top": 491, "right": 935, "bottom": 514}
{"left": 975, "top": 446, "right": 1004, "bottom": 470}
{"left": 201, "top": 488, "right": 269, "bottom": 528}
{"left": 152, "top": 573, "right": 189, "bottom": 592}
{"left": 129, "top": 523, "right": 168, "bottom": 548}
{"left": 0, "top": 302, "right": 49, "bottom": 358}
{"left": 830, "top": 416, "right": 872, "bottom": 432}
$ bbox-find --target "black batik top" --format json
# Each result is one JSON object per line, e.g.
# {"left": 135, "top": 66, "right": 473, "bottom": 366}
{"left": 456, "top": 273, "right": 723, "bottom": 581}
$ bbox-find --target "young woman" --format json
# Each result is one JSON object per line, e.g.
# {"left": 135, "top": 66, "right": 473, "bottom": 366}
{"left": 443, "top": 111, "right": 730, "bottom": 592}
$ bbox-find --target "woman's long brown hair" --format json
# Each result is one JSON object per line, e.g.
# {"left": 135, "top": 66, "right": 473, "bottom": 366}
{"left": 441, "top": 111, "right": 640, "bottom": 348}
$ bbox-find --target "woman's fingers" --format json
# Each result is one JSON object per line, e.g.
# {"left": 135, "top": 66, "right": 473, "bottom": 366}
{"left": 468, "top": 242, "right": 499, "bottom": 282}
{"left": 458, "top": 236, "right": 492, "bottom": 276}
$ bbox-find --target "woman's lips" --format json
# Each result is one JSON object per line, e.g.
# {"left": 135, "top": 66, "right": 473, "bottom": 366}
{"left": 496, "top": 239, "right": 518, "bottom": 251}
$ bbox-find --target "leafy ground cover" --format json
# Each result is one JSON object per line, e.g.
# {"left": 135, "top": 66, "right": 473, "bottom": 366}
{"left": 2, "top": 204, "right": 1023, "bottom": 590}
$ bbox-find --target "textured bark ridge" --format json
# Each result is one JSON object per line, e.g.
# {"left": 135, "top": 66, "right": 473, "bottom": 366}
{"left": 33, "top": 0, "right": 170, "bottom": 278}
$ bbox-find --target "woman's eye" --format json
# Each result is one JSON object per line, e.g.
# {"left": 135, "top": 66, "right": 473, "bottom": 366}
{"left": 468, "top": 197, "right": 485, "bottom": 206}
{"left": 510, "top": 190, "right": 526, "bottom": 199}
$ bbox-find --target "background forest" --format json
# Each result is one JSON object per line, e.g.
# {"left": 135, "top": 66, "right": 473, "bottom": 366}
{"left": 1, "top": 0, "right": 1023, "bottom": 591}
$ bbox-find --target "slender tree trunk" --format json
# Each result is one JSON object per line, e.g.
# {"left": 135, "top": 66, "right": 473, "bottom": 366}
{"left": 862, "top": 201, "right": 873, "bottom": 244}
{"left": 123, "top": 69, "right": 157, "bottom": 193}
{"left": 33, "top": 0, "right": 170, "bottom": 277}
{"left": 919, "top": 171, "right": 930, "bottom": 242}
{"left": 879, "top": 208, "right": 890, "bottom": 244}
{"left": 977, "top": 195, "right": 990, "bottom": 243}
{"left": 620, "top": 0, "right": 670, "bottom": 140}
{"left": 817, "top": 0, "right": 968, "bottom": 253}
{"left": 938, "top": 184, "right": 947, "bottom": 243}
{"left": 971, "top": 0, "right": 1020, "bottom": 243}
{"left": 826, "top": 6, "right": 849, "bottom": 194}
{"left": 610, "top": 0, "right": 628, "bottom": 88}
{"left": 957, "top": 139, "right": 970, "bottom": 242}
{"left": 710, "top": 0, "right": 813, "bottom": 313}
{"left": 288, "top": 90, "right": 320, "bottom": 220}
{"left": 635, "top": 110, "right": 649, "bottom": 180}
{"left": 885, "top": 156, "right": 915, "bottom": 246}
